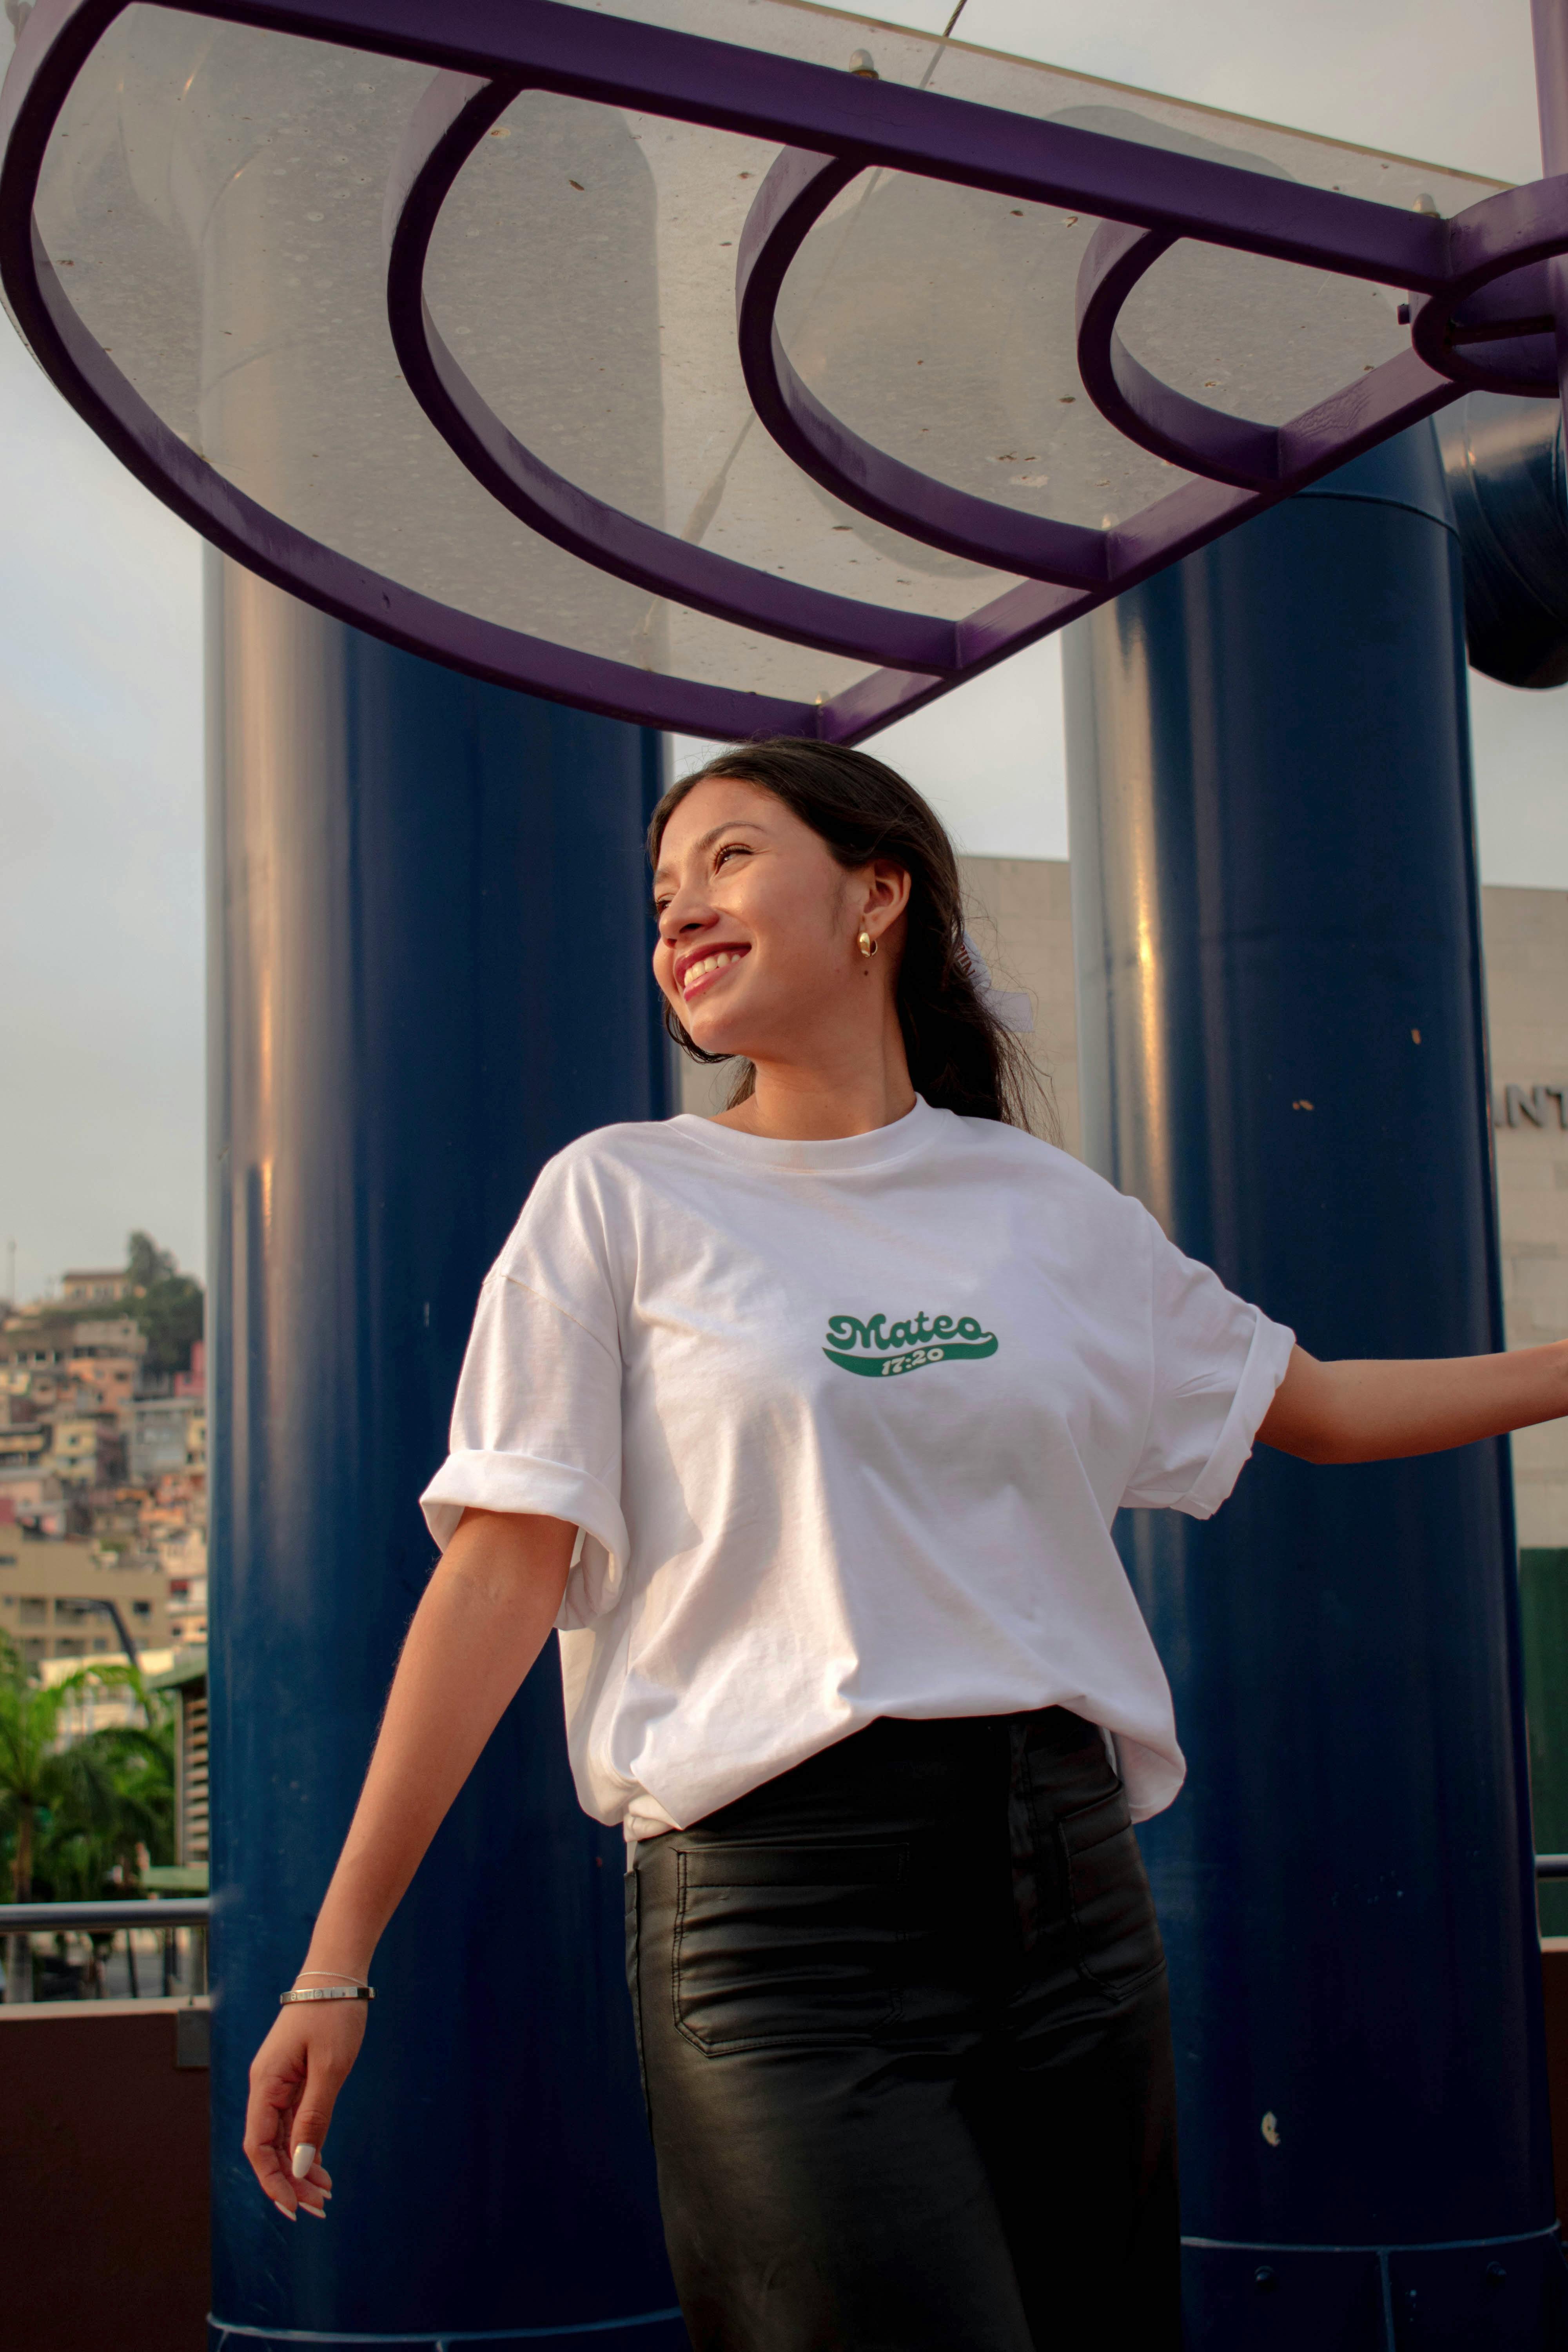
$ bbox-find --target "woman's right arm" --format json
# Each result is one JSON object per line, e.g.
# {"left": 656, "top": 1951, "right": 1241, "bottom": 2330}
{"left": 242, "top": 1506, "right": 576, "bottom": 2218}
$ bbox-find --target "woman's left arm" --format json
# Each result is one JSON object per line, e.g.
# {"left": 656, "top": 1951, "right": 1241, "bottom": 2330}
{"left": 1258, "top": 1341, "right": 1568, "bottom": 1465}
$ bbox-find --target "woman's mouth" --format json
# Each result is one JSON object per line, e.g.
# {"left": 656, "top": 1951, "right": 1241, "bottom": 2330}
{"left": 682, "top": 947, "right": 749, "bottom": 1002}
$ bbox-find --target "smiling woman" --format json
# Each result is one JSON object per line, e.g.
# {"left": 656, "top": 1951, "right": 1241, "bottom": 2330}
{"left": 242, "top": 733, "right": 1568, "bottom": 2352}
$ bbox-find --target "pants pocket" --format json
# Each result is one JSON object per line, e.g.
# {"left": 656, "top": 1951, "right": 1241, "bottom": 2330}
{"left": 673, "top": 1840, "right": 908, "bottom": 2053}
{"left": 1056, "top": 1784, "right": 1165, "bottom": 2000}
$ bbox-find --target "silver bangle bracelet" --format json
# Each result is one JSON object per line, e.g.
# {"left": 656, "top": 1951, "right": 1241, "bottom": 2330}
{"left": 279, "top": 1984, "right": 375, "bottom": 2005}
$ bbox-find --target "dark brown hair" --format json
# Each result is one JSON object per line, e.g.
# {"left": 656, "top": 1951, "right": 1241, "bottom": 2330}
{"left": 648, "top": 737, "right": 1056, "bottom": 1138}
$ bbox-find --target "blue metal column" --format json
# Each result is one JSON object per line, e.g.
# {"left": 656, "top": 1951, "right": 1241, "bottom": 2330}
{"left": 1063, "top": 425, "right": 1565, "bottom": 2347}
{"left": 205, "top": 554, "right": 682, "bottom": 2350}
{"left": 1438, "top": 392, "right": 1568, "bottom": 690}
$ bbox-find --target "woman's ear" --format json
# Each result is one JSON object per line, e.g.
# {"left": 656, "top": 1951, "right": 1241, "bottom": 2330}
{"left": 866, "top": 859, "right": 912, "bottom": 925}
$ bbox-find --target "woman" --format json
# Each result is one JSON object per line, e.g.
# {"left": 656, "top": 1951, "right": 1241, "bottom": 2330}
{"left": 245, "top": 738, "right": 1568, "bottom": 2350}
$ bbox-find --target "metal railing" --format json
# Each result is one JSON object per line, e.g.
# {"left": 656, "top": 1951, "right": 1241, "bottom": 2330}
{"left": 11, "top": 1863, "right": 1568, "bottom": 1922}
{"left": 0, "top": 1898, "right": 209, "bottom": 1930}
{"left": 5, "top": 1862, "right": 1568, "bottom": 1993}
{"left": 0, "top": 1896, "right": 210, "bottom": 2004}
{"left": 10, "top": 1867, "right": 1568, "bottom": 1927}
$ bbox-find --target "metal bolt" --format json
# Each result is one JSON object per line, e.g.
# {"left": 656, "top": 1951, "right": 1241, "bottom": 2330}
{"left": 1254, "top": 2266, "right": 1278, "bottom": 2293}
{"left": 1486, "top": 2261, "right": 1507, "bottom": 2287}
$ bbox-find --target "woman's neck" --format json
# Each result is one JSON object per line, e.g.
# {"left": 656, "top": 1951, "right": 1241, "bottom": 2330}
{"left": 711, "top": 1033, "right": 918, "bottom": 1142}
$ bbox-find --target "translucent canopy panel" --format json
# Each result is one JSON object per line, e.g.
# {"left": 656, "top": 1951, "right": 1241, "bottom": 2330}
{"left": 2, "top": 0, "right": 1537, "bottom": 740}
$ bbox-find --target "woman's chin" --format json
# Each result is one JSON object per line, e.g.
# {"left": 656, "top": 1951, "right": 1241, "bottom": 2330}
{"left": 688, "top": 1021, "right": 748, "bottom": 1060}
{"left": 684, "top": 998, "right": 767, "bottom": 1060}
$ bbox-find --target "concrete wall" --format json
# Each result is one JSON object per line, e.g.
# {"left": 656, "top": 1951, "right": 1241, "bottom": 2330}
{"left": 679, "top": 862, "right": 1568, "bottom": 1542}
{"left": 955, "top": 855, "right": 1082, "bottom": 1157}
{"left": 0, "top": 1998, "right": 210, "bottom": 2352}
{"left": 1484, "top": 887, "right": 1568, "bottom": 1546}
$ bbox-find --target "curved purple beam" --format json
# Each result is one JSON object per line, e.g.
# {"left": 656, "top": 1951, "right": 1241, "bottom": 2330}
{"left": 735, "top": 146, "right": 1114, "bottom": 590}
{"left": 1074, "top": 220, "right": 1285, "bottom": 492}
{"left": 828, "top": 336, "right": 1476, "bottom": 744}
{"left": 1410, "top": 177, "right": 1568, "bottom": 399}
{"left": 384, "top": 71, "right": 963, "bottom": 678}
{"left": 0, "top": 0, "right": 815, "bottom": 743}
{"left": 1421, "top": 257, "right": 1557, "bottom": 397}
{"left": 1074, "top": 179, "right": 1568, "bottom": 494}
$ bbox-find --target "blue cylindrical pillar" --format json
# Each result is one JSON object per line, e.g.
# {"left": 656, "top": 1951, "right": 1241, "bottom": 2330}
{"left": 1438, "top": 392, "right": 1568, "bottom": 689}
{"left": 205, "top": 554, "right": 682, "bottom": 2349}
{"left": 1064, "top": 426, "right": 1565, "bottom": 2347}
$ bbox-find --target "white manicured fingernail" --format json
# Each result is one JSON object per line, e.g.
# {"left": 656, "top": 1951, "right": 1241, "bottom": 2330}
{"left": 271, "top": 2200, "right": 296, "bottom": 2222}
{"left": 291, "top": 2143, "right": 317, "bottom": 2180}
{"left": 299, "top": 2201, "right": 327, "bottom": 2220}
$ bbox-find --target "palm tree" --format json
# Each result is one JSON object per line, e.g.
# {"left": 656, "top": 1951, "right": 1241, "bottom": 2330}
{"left": 0, "top": 1635, "right": 171, "bottom": 1999}
{"left": 39, "top": 1712, "right": 175, "bottom": 1992}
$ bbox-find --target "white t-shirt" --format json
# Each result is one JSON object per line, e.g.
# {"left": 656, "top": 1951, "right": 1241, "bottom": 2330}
{"left": 420, "top": 1097, "right": 1294, "bottom": 1837}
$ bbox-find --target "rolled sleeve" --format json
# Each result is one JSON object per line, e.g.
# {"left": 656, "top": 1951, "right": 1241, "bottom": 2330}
{"left": 419, "top": 1451, "right": 631, "bottom": 1625}
{"left": 1161, "top": 1308, "right": 1296, "bottom": 1519}
{"left": 419, "top": 1244, "right": 628, "bottom": 1626}
{"left": 1122, "top": 1211, "right": 1295, "bottom": 1517}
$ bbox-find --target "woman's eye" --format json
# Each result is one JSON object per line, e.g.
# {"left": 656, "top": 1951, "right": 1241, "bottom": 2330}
{"left": 714, "top": 842, "right": 748, "bottom": 871}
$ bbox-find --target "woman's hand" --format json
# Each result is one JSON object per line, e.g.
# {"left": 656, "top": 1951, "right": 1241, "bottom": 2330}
{"left": 243, "top": 1997, "right": 366, "bottom": 2218}
{"left": 242, "top": 1994, "right": 369, "bottom": 2211}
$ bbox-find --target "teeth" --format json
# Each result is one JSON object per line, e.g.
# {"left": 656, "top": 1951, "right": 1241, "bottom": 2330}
{"left": 684, "top": 950, "right": 741, "bottom": 988}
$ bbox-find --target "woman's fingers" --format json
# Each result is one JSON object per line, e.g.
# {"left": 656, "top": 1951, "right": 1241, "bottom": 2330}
{"left": 286, "top": 2040, "right": 356, "bottom": 2199}
{"left": 298, "top": 2157, "right": 334, "bottom": 2216}
{"left": 289, "top": 2139, "right": 331, "bottom": 2217}
{"left": 243, "top": 2008, "right": 365, "bottom": 2218}
{"left": 243, "top": 2035, "right": 306, "bottom": 2214}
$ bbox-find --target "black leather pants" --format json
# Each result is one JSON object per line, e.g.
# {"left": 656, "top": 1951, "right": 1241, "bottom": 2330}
{"left": 625, "top": 1708, "right": 1180, "bottom": 2352}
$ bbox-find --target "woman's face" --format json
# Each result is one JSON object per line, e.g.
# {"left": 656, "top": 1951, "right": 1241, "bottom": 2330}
{"left": 652, "top": 778, "right": 906, "bottom": 1066}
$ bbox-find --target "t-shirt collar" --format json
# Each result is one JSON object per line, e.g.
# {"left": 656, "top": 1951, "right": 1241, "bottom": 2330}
{"left": 670, "top": 1093, "right": 946, "bottom": 1175}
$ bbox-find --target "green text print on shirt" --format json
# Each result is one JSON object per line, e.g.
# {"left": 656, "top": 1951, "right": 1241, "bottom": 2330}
{"left": 822, "top": 1312, "right": 1000, "bottom": 1380}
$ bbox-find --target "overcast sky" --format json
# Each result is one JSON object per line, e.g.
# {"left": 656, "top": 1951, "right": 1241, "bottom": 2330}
{"left": 1, "top": 0, "right": 1563, "bottom": 1301}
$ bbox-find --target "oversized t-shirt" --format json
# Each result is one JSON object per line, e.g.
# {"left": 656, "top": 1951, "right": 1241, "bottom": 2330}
{"left": 420, "top": 1097, "right": 1295, "bottom": 1837}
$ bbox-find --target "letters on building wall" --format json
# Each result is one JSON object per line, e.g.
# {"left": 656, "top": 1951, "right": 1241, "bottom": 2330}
{"left": 1497, "top": 1085, "right": 1568, "bottom": 1130}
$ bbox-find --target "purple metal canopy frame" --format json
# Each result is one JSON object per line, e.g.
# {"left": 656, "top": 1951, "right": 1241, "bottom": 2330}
{"left": 2, "top": 0, "right": 1566, "bottom": 743}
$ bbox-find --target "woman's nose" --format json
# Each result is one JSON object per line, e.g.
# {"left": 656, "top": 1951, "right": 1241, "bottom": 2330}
{"left": 659, "top": 897, "right": 711, "bottom": 944}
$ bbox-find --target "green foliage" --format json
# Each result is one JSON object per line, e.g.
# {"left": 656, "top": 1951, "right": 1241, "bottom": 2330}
{"left": 125, "top": 1232, "right": 176, "bottom": 1291}
{"left": 131, "top": 1276, "right": 204, "bottom": 1377}
{"left": 37, "top": 1719, "right": 175, "bottom": 1901}
{"left": 123, "top": 1230, "right": 204, "bottom": 1377}
{"left": 0, "top": 1636, "right": 174, "bottom": 1903}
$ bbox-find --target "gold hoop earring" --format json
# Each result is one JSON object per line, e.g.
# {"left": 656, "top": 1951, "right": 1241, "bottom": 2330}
{"left": 857, "top": 928, "right": 878, "bottom": 959}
